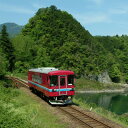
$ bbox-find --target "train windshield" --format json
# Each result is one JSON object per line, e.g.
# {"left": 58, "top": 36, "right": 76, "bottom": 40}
{"left": 50, "top": 75, "right": 74, "bottom": 86}
{"left": 68, "top": 75, "right": 74, "bottom": 85}
{"left": 50, "top": 75, "right": 58, "bottom": 86}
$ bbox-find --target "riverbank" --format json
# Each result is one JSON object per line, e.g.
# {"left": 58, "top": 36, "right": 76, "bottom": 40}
{"left": 73, "top": 97, "right": 128, "bottom": 128}
{"left": 76, "top": 87, "right": 128, "bottom": 93}
{"left": 76, "top": 78, "right": 128, "bottom": 93}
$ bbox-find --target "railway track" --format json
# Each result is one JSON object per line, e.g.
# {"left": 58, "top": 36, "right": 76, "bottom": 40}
{"left": 8, "top": 76, "right": 124, "bottom": 128}
{"left": 58, "top": 106, "right": 112, "bottom": 128}
{"left": 9, "top": 76, "right": 29, "bottom": 88}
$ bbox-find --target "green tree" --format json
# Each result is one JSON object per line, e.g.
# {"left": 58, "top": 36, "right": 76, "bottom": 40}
{"left": 109, "top": 64, "right": 121, "bottom": 83}
{"left": 0, "top": 49, "right": 8, "bottom": 79}
{"left": 34, "top": 47, "right": 52, "bottom": 67}
{"left": 0, "top": 25, "right": 15, "bottom": 72}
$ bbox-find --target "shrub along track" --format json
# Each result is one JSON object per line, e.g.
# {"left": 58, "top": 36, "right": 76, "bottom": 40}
{"left": 9, "top": 76, "right": 124, "bottom": 128}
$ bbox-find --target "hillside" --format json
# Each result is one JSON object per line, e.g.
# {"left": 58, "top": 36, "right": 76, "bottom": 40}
{"left": 12, "top": 5, "right": 128, "bottom": 83}
{"left": 13, "top": 6, "right": 107, "bottom": 77}
{"left": 0, "top": 23, "right": 23, "bottom": 37}
{"left": 95, "top": 35, "right": 128, "bottom": 82}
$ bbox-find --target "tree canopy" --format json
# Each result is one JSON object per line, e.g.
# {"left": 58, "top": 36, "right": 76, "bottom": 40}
{"left": 10, "top": 6, "right": 128, "bottom": 82}
{"left": 0, "top": 25, "right": 15, "bottom": 72}
{"left": 19, "top": 6, "right": 106, "bottom": 76}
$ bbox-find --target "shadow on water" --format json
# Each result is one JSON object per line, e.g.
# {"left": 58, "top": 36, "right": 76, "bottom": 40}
{"left": 75, "top": 92, "right": 128, "bottom": 115}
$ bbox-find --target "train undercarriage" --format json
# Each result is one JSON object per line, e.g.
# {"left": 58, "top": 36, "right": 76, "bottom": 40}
{"left": 30, "top": 87, "right": 73, "bottom": 105}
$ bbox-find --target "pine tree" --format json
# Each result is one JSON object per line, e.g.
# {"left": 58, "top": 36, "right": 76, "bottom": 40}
{"left": 0, "top": 25, "right": 15, "bottom": 72}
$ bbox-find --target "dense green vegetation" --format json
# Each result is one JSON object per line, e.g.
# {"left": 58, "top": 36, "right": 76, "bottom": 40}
{"left": 12, "top": 6, "right": 109, "bottom": 78}
{"left": 0, "top": 81, "right": 66, "bottom": 128}
{"left": 0, "top": 6, "right": 128, "bottom": 83}
{"left": 95, "top": 35, "right": 128, "bottom": 83}
{"left": 0, "top": 25, "right": 15, "bottom": 72}
{"left": 0, "top": 49, "right": 8, "bottom": 79}
{"left": 10, "top": 6, "right": 128, "bottom": 83}
{"left": 1, "top": 6, "right": 128, "bottom": 82}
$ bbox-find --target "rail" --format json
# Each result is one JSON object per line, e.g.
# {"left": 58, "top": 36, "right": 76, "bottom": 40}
{"left": 58, "top": 106, "right": 114, "bottom": 128}
{"left": 9, "top": 76, "right": 29, "bottom": 88}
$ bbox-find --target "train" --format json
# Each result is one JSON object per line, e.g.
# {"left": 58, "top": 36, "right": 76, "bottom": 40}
{"left": 28, "top": 67, "right": 75, "bottom": 105}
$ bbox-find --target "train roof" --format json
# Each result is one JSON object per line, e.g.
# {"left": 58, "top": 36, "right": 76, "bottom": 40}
{"left": 28, "top": 67, "right": 74, "bottom": 75}
{"left": 48, "top": 70, "right": 74, "bottom": 75}
{"left": 29, "top": 67, "right": 59, "bottom": 74}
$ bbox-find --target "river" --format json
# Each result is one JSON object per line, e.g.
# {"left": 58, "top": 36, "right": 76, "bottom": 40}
{"left": 75, "top": 92, "right": 128, "bottom": 115}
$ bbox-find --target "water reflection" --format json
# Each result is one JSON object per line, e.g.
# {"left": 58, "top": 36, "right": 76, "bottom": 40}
{"left": 76, "top": 92, "right": 128, "bottom": 115}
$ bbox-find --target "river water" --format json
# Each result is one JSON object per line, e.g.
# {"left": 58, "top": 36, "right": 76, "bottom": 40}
{"left": 75, "top": 92, "right": 128, "bottom": 115}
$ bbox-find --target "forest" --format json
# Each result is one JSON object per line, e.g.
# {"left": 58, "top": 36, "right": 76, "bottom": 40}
{"left": 1, "top": 5, "right": 128, "bottom": 83}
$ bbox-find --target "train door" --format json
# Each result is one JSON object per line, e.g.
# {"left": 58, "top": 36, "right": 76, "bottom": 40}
{"left": 58, "top": 75, "right": 67, "bottom": 95}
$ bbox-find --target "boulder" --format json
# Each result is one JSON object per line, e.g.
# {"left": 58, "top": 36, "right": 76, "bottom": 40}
{"left": 98, "top": 71, "right": 112, "bottom": 83}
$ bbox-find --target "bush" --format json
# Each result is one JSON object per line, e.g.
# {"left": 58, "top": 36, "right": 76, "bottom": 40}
{"left": 0, "top": 82, "right": 33, "bottom": 128}
{"left": 109, "top": 64, "right": 121, "bottom": 83}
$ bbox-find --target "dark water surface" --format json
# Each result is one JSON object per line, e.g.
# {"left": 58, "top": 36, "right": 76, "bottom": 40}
{"left": 75, "top": 92, "right": 128, "bottom": 115}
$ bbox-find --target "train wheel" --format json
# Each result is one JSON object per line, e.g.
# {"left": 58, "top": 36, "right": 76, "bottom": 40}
{"left": 40, "top": 93, "right": 44, "bottom": 99}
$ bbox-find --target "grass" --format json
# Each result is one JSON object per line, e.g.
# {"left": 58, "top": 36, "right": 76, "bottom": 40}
{"left": 73, "top": 96, "right": 128, "bottom": 128}
{"left": 76, "top": 78, "right": 123, "bottom": 91}
{"left": 0, "top": 80, "right": 67, "bottom": 128}
{"left": 16, "top": 89, "right": 66, "bottom": 128}
{"left": 7, "top": 72, "right": 28, "bottom": 80}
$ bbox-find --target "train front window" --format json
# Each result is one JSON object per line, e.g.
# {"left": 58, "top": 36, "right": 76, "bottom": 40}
{"left": 60, "top": 78, "right": 65, "bottom": 86}
{"left": 68, "top": 75, "right": 74, "bottom": 85}
{"left": 50, "top": 75, "right": 58, "bottom": 86}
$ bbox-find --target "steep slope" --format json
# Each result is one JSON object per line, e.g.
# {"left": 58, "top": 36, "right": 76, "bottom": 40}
{"left": 20, "top": 5, "right": 106, "bottom": 76}
{"left": 0, "top": 23, "right": 23, "bottom": 37}
{"left": 95, "top": 35, "right": 128, "bottom": 82}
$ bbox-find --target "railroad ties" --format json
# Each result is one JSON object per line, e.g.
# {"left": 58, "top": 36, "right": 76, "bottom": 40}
{"left": 58, "top": 106, "right": 117, "bottom": 128}
{"left": 9, "top": 76, "right": 29, "bottom": 88}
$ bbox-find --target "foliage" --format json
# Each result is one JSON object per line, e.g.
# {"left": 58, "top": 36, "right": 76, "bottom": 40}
{"left": 0, "top": 49, "right": 8, "bottom": 79}
{"left": 11, "top": 6, "right": 128, "bottom": 83}
{"left": 13, "top": 5, "right": 105, "bottom": 76}
{"left": 12, "top": 35, "right": 35, "bottom": 73}
{"left": 109, "top": 64, "right": 121, "bottom": 83}
{"left": 0, "top": 25, "right": 15, "bottom": 72}
{"left": 0, "top": 83, "right": 33, "bottom": 128}
{"left": 0, "top": 81, "right": 67, "bottom": 128}
{"left": 95, "top": 35, "right": 128, "bottom": 82}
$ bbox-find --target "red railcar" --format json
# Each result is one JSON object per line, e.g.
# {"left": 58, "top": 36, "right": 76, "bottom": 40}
{"left": 28, "top": 67, "right": 75, "bottom": 105}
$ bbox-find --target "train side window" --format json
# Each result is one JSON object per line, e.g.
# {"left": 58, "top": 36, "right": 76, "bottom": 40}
{"left": 32, "top": 74, "right": 42, "bottom": 84}
{"left": 50, "top": 75, "right": 58, "bottom": 86}
{"left": 68, "top": 75, "right": 74, "bottom": 85}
